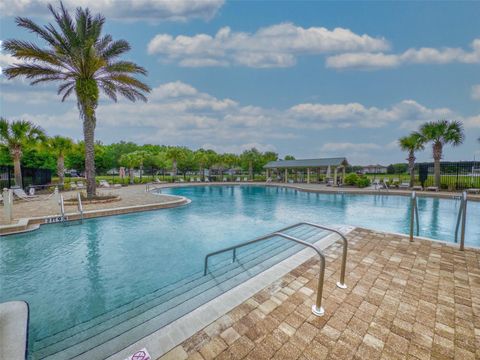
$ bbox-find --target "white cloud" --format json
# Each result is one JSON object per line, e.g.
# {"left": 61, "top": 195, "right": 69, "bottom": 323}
{"left": 289, "top": 99, "right": 455, "bottom": 129}
{"left": 472, "top": 85, "right": 480, "bottom": 101}
{"left": 0, "top": 0, "right": 224, "bottom": 22}
{"left": 320, "top": 142, "right": 381, "bottom": 152}
{"left": 326, "top": 39, "right": 480, "bottom": 69}
{"left": 147, "top": 23, "right": 389, "bottom": 68}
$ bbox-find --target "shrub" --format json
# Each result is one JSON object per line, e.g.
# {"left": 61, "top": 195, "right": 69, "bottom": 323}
{"left": 344, "top": 173, "right": 359, "bottom": 186}
{"left": 356, "top": 177, "right": 371, "bottom": 188}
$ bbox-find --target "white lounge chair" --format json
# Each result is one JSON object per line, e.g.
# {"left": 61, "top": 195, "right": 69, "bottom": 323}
{"left": 205, "top": 178, "right": 210, "bottom": 182}
{"left": 223, "top": 177, "right": 228, "bottom": 182}
{"left": 77, "top": 181, "right": 85, "bottom": 189}
{"left": 13, "top": 188, "right": 38, "bottom": 201}
{"left": 243, "top": 177, "right": 248, "bottom": 182}
{"left": 426, "top": 186, "right": 438, "bottom": 192}
{"left": 69, "top": 182, "right": 77, "bottom": 190}
{"left": 399, "top": 182, "right": 410, "bottom": 189}
{"left": 235, "top": 177, "right": 240, "bottom": 182}
{"left": 99, "top": 179, "right": 110, "bottom": 188}
{"left": 266, "top": 177, "right": 272, "bottom": 183}
{"left": 466, "top": 188, "right": 480, "bottom": 194}
{"left": 196, "top": 177, "right": 201, "bottom": 182}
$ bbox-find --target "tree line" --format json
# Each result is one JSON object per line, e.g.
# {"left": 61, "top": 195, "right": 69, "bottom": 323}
{"left": 0, "top": 118, "right": 281, "bottom": 187}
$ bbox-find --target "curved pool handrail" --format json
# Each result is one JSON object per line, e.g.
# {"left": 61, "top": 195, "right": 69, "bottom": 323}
{"left": 203, "top": 222, "right": 349, "bottom": 316}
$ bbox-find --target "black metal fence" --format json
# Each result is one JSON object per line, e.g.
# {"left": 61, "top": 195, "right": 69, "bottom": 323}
{"left": 416, "top": 161, "right": 480, "bottom": 190}
{"left": 0, "top": 165, "right": 52, "bottom": 189}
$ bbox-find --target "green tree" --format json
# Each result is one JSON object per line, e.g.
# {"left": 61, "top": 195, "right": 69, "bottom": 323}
{"left": 0, "top": 118, "right": 45, "bottom": 187}
{"left": 46, "top": 135, "right": 74, "bottom": 184}
{"left": 118, "top": 152, "right": 140, "bottom": 184}
{"left": 419, "top": 120, "right": 465, "bottom": 187}
{"left": 284, "top": 155, "right": 295, "bottom": 160}
{"left": 166, "top": 147, "right": 185, "bottom": 177}
{"left": 3, "top": 3, "right": 150, "bottom": 198}
{"left": 399, "top": 132, "right": 425, "bottom": 187}
{"left": 240, "top": 148, "right": 261, "bottom": 180}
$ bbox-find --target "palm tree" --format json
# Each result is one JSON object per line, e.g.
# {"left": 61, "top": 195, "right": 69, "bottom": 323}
{"left": 46, "top": 135, "right": 74, "bottom": 185}
{"left": 0, "top": 118, "right": 45, "bottom": 188}
{"left": 241, "top": 148, "right": 260, "bottom": 180}
{"left": 398, "top": 132, "right": 424, "bottom": 187}
{"left": 419, "top": 120, "right": 465, "bottom": 188}
{"left": 166, "top": 147, "right": 184, "bottom": 178}
{"left": 2, "top": 3, "right": 150, "bottom": 198}
{"left": 119, "top": 153, "right": 140, "bottom": 184}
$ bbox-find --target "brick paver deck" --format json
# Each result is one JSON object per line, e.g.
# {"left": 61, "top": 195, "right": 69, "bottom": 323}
{"left": 159, "top": 229, "right": 480, "bottom": 360}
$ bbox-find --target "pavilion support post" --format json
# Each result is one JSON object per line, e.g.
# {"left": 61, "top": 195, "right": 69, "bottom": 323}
{"left": 285, "top": 169, "right": 288, "bottom": 183}
{"left": 307, "top": 168, "right": 310, "bottom": 184}
{"left": 334, "top": 167, "right": 338, "bottom": 186}
{"left": 266, "top": 169, "right": 269, "bottom": 180}
{"left": 342, "top": 166, "right": 346, "bottom": 185}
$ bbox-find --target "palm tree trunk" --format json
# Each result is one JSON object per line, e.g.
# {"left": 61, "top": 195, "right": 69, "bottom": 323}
{"left": 57, "top": 154, "right": 65, "bottom": 185}
{"left": 433, "top": 142, "right": 442, "bottom": 188}
{"left": 83, "top": 116, "right": 96, "bottom": 198}
{"left": 12, "top": 149, "right": 23, "bottom": 188}
{"left": 129, "top": 168, "right": 134, "bottom": 184}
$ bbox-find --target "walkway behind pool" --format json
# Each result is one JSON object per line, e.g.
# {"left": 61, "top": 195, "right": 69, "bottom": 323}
{"left": 158, "top": 228, "right": 480, "bottom": 360}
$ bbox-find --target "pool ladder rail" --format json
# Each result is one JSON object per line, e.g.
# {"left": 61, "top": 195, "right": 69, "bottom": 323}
{"left": 58, "top": 193, "right": 84, "bottom": 225}
{"left": 204, "top": 222, "right": 348, "bottom": 317}
{"left": 454, "top": 191, "right": 468, "bottom": 251}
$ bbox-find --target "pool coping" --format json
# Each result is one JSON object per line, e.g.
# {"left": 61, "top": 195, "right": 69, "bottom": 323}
{"left": 0, "top": 195, "right": 190, "bottom": 236}
{"left": 106, "top": 225, "right": 355, "bottom": 360}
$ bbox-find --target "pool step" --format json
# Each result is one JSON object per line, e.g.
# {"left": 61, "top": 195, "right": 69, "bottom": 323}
{"left": 34, "top": 225, "right": 315, "bottom": 351}
{"left": 33, "top": 224, "right": 328, "bottom": 359}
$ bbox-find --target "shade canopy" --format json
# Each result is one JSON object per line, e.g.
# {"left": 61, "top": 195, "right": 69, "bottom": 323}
{"left": 264, "top": 157, "right": 349, "bottom": 169}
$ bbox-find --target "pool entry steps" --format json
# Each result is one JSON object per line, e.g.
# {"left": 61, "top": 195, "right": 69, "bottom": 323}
{"left": 204, "top": 222, "right": 348, "bottom": 317}
{"left": 30, "top": 223, "right": 347, "bottom": 360}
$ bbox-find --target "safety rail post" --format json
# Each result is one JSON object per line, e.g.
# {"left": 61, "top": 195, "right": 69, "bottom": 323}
{"left": 459, "top": 191, "right": 467, "bottom": 251}
{"left": 77, "top": 192, "right": 84, "bottom": 224}
{"left": 59, "top": 194, "right": 66, "bottom": 224}
{"left": 409, "top": 191, "right": 419, "bottom": 241}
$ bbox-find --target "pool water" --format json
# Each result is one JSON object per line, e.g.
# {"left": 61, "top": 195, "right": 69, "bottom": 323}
{"left": 0, "top": 186, "right": 478, "bottom": 358}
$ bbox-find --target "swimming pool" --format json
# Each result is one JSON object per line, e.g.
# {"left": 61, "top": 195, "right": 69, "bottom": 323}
{"left": 0, "top": 185, "right": 478, "bottom": 359}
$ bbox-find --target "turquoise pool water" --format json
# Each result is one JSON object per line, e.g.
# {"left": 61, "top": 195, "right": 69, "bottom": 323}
{"left": 0, "top": 185, "right": 478, "bottom": 358}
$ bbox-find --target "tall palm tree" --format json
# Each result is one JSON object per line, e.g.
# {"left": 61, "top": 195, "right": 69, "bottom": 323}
{"left": 119, "top": 153, "right": 140, "bottom": 184}
{"left": 2, "top": 2, "right": 150, "bottom": 198}
{"left": 0, "top": 118, "right": 45, "bottom": 188}
{"left": 46, "top": 135, "right": 74, "bottom": 185}
{"left": 419, "top": 120, "right": 465, "bottom": 188}
{"left": 194, "top": 150, "right": 209, "bottom": 180}
{"left": 241, "top": 148, "right": 260, "bottom": 180}
{"left": 398, "top": 132, "right": 424, "bottom": 187}
{"left": 166, "top": 147, "right": 184, "bottom": 178}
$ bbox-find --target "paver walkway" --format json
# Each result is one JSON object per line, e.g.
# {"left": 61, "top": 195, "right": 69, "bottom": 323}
{"left": 159, "top": 229, "right": 480, "bottom": 360}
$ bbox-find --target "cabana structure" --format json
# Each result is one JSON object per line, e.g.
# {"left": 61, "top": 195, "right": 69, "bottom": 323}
{"left": 264, "top": 157, "right": 349, "bottom": 185}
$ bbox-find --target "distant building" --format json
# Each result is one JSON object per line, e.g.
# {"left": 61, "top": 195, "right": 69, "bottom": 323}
{"left": 361, "top": 165, "right": 388, "bottom": 174}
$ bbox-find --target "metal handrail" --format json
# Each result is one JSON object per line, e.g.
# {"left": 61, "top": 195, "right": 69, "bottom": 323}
{"left": 59, "top": 194, "right": 66, "bottom": 224}
{"left": 203, "top": 222, "right": 348, "bottom": 316}
{"left": 409, "top": 191, "right": 420, "bottom": 241}
{"left": 455, "top": 191, "right": 467, "bottom": 250}
{"left": 77, "top": 192, "right": 84, "bottom": 224}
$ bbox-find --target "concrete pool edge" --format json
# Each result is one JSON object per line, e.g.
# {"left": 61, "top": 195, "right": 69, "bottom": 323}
{"left": 0, "top": 195, "right": 191, "bottom": 236}
{"left": 106, "top": 225, "right": 355, "bottom": 360}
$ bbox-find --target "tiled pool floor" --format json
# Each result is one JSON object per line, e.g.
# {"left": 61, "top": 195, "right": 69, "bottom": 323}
{"left": 159, "top": 228, "right": 480, "bottom": 360}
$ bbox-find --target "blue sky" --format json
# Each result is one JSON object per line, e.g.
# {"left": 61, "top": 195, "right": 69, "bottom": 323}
{"left": 1, "top": 0, "right": 479, "bottom": 164}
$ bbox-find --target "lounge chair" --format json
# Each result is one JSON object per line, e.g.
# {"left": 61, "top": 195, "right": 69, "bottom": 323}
{"left": 223, "top": 177, "right": 228, "bottom": 182}
{"left": 69, "top": 182, "right": 77, "bottom": 190}
{"left": 466, "top": 188, "right": 480, "bottom": 194}
{"left": 235, "top": 177, "right": 240, "bottom": 182}
{"left": 179, "top": 178, "right": 185, "bottom": 183}
{"left": 13, "top": 188, "right": 38, "bottom": 201}
{"left": 326, "top": 179, "right": 334, "bottom": 186}
{"left": 196, "top": 177, "right": 201, "bottom": 182}
{"left": 99, "top": 180, "right": 110, "bottom": 188}
{"left": 266, "top": 177, "right": 272, "bottom": 183}
{"left": 205, "top": 178, "right": 210, "bottom": 182}
{"left": 398, "top": 182, "right": 410, "bottom": 189}
{"left": 243, "top": 177, "right": 248, "bottom": 182}
{"left": 77, "top": 181, "right": 85, "bottom": 189}
{"left": 426, "top": 186, "right": 439, "bottom": 192}
{"left": 412, "top": 185, "right": 423, "bottom": 191}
